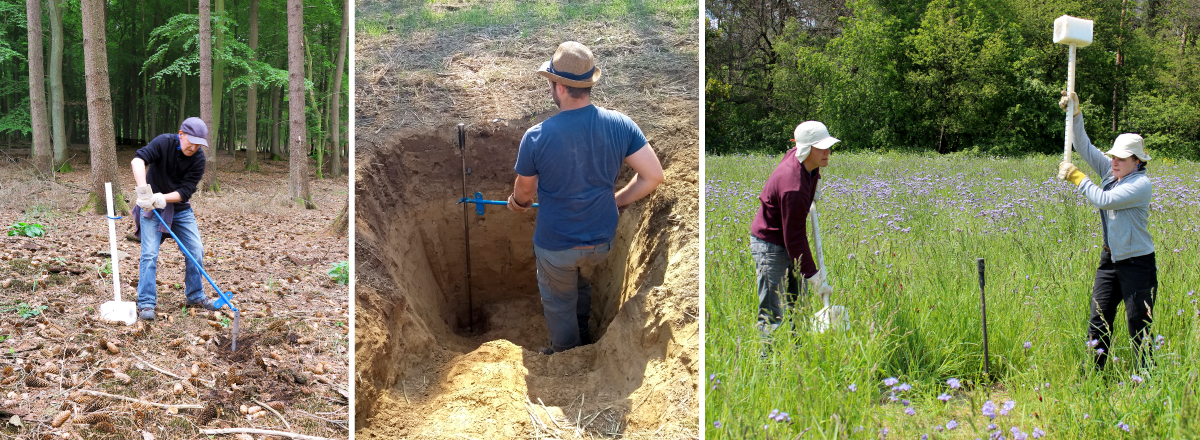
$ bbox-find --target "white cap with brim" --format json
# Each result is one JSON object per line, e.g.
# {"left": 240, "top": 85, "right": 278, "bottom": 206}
{"left": 794, "top": 121, "right": 840, "bottom": 162}
{"left": 1105, "top": 133, "right": 1151, "bottom": 162}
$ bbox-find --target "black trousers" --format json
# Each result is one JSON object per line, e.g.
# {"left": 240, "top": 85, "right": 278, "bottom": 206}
{"left": 1088, "top": 249, "right": 1157, "bottom": 370}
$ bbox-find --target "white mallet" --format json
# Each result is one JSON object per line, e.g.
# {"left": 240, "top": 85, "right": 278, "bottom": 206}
{"left": 1054, "top": 15, "right": 1094, "bottom": 163}
{"left": 99, "top": 182, "right": 136, "bottom": 325}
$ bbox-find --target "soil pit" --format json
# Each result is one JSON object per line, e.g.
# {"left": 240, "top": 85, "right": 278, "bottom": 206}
{"left": 355, "top": 121, "right": 700, "bottom": 438}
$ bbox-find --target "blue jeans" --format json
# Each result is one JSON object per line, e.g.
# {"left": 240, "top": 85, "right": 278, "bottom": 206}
{"left": 138, "top": 208, "right": 206, "bottom": 310}
{"left": 534, "top": 242, "right": 612, "bottom": 353}
{"left": 750, "top": 235, "right": 801, "bottom": 336}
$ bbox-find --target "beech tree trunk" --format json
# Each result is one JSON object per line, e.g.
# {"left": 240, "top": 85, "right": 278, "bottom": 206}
{"left": 245, "top": 0, "right": 260, "bottom": 171}
{"left": 28, "top": 0, "right": 53, "bottom": 176}
{"left": 288, "top": 0, "right": 312, "bottom": 208}
{"left": 330, "top": 0, "right": 347, "bottom": 178}
{"left": 199, "top": 0, "right": 216, "bottom": 191}
{"left": 270, "top": 84, "right": 281, "bottom": 160}
{"left": 81, "top": 0, "right": 124, "bottom": 213}
{"left": 47, "top": 0, "right": 67, "bottom": 169}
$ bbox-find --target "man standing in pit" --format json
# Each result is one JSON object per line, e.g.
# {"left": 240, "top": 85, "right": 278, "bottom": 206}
{"left": 508, "top": 41, "right": 665, "bottom": 355}
{"left": 130, "top": 117, "right": 220, "bottom": 321}
{"left": 749, "top": 121, "right": 837, "bottom": 341}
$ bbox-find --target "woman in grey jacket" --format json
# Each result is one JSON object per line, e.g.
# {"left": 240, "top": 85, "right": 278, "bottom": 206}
{"left": 1056, "top": 92, "right": 1157, "bottom": 371}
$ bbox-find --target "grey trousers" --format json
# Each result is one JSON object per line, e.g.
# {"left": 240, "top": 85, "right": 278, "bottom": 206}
{"left": 750, "top": 236, "right": 801, "bottom": 336}
{"left": 534, "top": 242, "right": 612, "bottom": 353}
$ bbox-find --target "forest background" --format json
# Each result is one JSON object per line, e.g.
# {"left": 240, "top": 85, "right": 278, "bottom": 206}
{"left": 0, "top": 0, "right": 348, "bottom": 200}
{"left": 705, "top": 0, "right": 1200, "bottom": 159}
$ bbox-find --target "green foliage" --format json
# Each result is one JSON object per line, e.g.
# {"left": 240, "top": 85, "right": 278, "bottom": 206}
{"left": 706, "top": 0, "right": 1200, "bottom": 157}
{"left": 2, "top": 302, "right": 49, "bottom": 319}
{"left": 100, "top": 260, "right": 112, "bottom": 275}
{"left": 327, "top": 260, "right": 349, "bottom": 286}
{"left": 7, "top": 222, "right": 45, "bottom": 237}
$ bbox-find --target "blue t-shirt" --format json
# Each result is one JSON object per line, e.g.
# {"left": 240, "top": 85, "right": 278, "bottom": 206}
{"left": 514, "top": 105, "right": 647, "bottom": 251}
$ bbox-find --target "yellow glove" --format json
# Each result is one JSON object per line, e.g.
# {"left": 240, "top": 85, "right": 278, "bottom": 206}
{"left": 1058, "top": 90, "right": 1081, "bottom": 116}
{"left": 1058, "top": 161, "right": 1087, "bottom": 186}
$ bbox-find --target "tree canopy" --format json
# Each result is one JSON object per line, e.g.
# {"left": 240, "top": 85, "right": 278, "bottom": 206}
{"left": 706, "top": 0, "right": 1200, "bottom": 159}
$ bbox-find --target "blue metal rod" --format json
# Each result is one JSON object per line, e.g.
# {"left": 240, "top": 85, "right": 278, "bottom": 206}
{"left": 457, "top": 192, "right": 538, "bottom": 215}
{"left": 150, "top": 209, "right": 238, "bottom": 312}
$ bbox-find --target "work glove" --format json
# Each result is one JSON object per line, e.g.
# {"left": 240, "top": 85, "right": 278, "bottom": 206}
{"left": 507, "top": 193, "right": 531, "bottom": 212}
{"left": 135, "top": 185, "right": 154, "bottom": 210}
{"left": 1058, "top": 161, "right": 1087, "bottom": 186}
{"left": 150, "top": 192, "right": 167, "bottom": 209}
{"left": 1058, "top": 90, "right": 1081, "bottom": 116}
{"left": 805, "top": 269, "right": 834, "bottom": 298}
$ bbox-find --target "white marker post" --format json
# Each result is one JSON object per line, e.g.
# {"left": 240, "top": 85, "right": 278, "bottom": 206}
{"left": 1054, "top": 15, "right": 1094, "bottom": 163}
{"left": 99, "top": 182, "right": 136, "bottom": 325}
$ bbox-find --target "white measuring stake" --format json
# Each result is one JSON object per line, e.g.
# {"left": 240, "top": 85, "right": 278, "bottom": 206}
{"left": 105, "top": 182, "right": 121, "bottom": 302}
{"left": 1054, "top": 15, "right": 1093, "bottom": 163}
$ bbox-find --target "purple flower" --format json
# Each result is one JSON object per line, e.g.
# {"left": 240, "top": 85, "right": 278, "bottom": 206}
{"left": 883, "top": 377, "right": 899, "bottom": 387}
{"left": 938, "top": 393, "right": 952, "bottom": 402}
{"left": 1087, "top": 339, "right": 1099, "bottom": 349}
{"left": 905, "top": 407, "right": 916, "bottom": 416}
{"left": 1032, "top": 427, "right": 1046, "bottom": 438}
{"left": 1132, "top": 374, "right": 1144, "bottom": 384}
{"left": 988, "top": 423, "right": 998, "bottom": 431}
{"left": 1083, "top": 413, "right": 1089, "bottom": 419}
{"left": 1117, "top": 422, "right": 1130, "bottom": 432}
{"left": 1097, "top": 348, "right": 1105, "bottom": 355}
{"left": 1000, "top": 400, "right": 1015, "bottom": 416}
{"left": 947, "top": 420, "right": 958, "bottom": 430}
{"left": 768, "top": 409, "right": 778, "bottom": 419}
{"left": 895, "top": 383, "right": 912, "bottom": 392}
{"left": 982, "top": 400, "right": 997, "bottom": 419}
{"left": 848, "top": 383, "right": 857, "bottom": 392}
{"left": 713, "top": 421, "right": 721, "bottom": 428}
{"left": 1024, "top": 341, "right": 1032, "bottom": 349}
{"left": 709, "top": 373, "right": 717, "bottom": 381}
{"left": 921, "top": 435, "right": 928, "bottom": 440}
{"left": 947, "top": 378, "right": 961, "bottom": 389}
{"left": 902, "top": 399, "right": 911, "bottom": 406}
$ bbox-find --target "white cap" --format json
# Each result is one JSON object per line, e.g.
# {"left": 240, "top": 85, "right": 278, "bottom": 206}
{"left": 794, "top": 121, "right": 839, "bottom": 162}
{"left": 1105, "top": 133, "right": 1151, "bottom": 162}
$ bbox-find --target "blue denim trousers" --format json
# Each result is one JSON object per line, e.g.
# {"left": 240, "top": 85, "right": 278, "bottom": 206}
{"left": 750, "top": 235, "right": 801, "bottom": 336}
{"left": 533, "top": 242, "right": 612, "bottom": 353}
{"left": 138, "top": 208, "right": 206, "bottom": 310}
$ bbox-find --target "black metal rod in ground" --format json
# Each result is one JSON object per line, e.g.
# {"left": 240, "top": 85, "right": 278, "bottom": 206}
{"left": 977, "top": 258, "right": 989, "bottom": 381}
{"left": 459, "top": 123, "right": 474, "bottom": 333}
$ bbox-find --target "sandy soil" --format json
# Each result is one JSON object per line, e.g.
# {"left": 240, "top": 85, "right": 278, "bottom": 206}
{"left": 353, "top": 4, "right": 701, "bottom": 439}
{"left": 0, "top": 149, "right": 350, "bottom": 439}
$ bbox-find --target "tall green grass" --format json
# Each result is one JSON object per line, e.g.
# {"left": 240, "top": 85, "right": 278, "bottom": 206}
{"left": 705, "top": 152, "right": 1200, "bottom": 438}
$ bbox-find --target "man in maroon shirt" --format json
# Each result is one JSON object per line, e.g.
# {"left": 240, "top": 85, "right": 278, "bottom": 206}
{"left": 749, "top": 121, "right": 837, "bottom": 338}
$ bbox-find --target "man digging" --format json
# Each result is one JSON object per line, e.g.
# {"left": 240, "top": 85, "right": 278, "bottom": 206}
{"left": 508, "top": 41, "right": 665, "bottom": 355}
{"left": 749, "top": 121, "right": 837, "bottom": 345}
{"left": 130, "top": 117, "right": 220, "bottom": 321}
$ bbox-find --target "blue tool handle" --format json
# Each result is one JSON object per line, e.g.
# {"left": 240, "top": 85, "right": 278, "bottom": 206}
{"left": 457, "top": 191, "right": 539, "bottom": 213}
{"left": 150, "top": 209, "right": 238, "bottom": 312}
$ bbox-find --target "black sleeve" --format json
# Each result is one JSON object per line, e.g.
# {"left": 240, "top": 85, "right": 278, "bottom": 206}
{"left": 176, "top": 151, "right": 205, "bottom": 203}
{"left": 134, "top": 134, "right": 170, "bottom": 164}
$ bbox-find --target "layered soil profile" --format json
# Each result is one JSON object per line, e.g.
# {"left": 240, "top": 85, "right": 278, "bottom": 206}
{"left": 355, "top": 118, "right": 699, "bottom": 438}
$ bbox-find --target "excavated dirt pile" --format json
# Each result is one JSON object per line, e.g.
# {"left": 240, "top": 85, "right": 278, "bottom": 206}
{"left": 355, "top": 118, "right": 699, "bottom": 438}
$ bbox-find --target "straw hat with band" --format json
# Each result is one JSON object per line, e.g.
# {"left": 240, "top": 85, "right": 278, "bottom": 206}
{"left": 793, "top": 121, "right": 839, "bottom": 162}
{"left": 537, "top": 41, "right": 602, "bottom": 88}
{"left": 1106, "top": 133, "right": 1152, "bottom": 162}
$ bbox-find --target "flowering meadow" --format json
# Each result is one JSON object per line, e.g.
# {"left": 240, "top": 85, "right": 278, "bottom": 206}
{"left": 704, "top": 152, "right": 1200, "bottom": 439}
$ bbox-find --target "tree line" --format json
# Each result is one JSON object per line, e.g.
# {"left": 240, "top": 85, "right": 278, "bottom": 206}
{"left": 1, "top": 0, "right": 347, "bottom": 210}
{"left": 706, "top": 0, "right": 1200, "bottom": 159}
